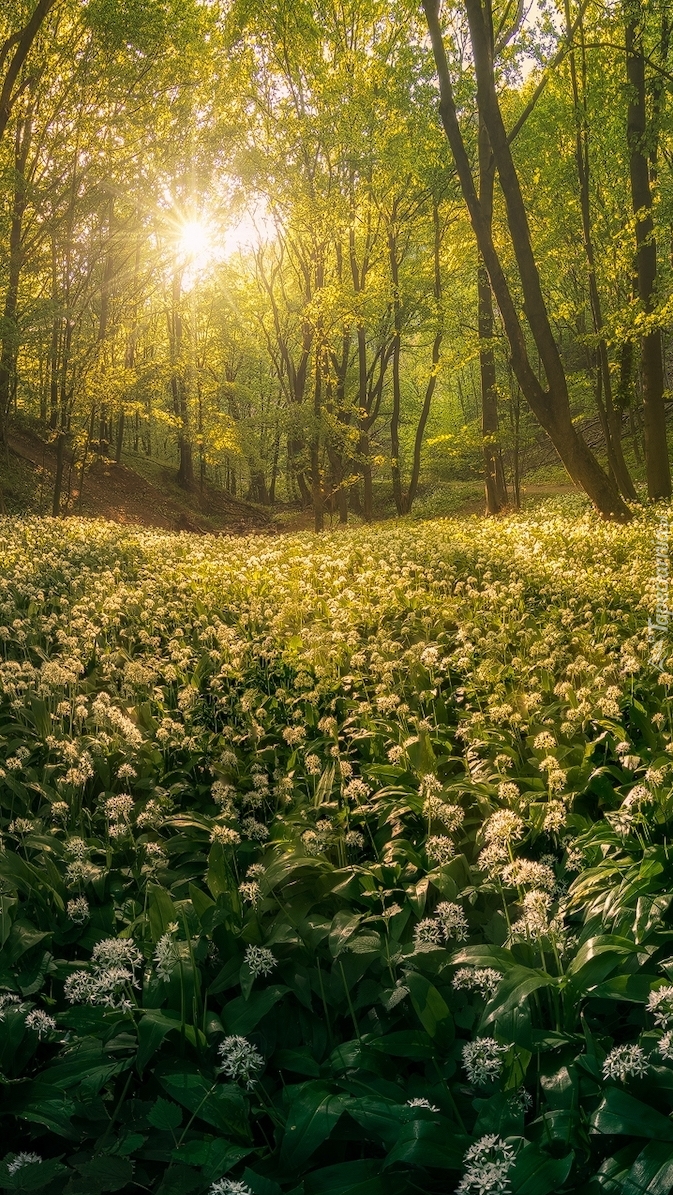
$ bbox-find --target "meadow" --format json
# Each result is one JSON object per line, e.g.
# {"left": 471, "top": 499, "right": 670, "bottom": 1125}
{"left": 0, "top": 502, "right": 672, "bottom": 1195}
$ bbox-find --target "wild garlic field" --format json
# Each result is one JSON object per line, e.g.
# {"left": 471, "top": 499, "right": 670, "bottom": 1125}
{"left": 0, "top": 503, "right": 672, "bottom": 1195}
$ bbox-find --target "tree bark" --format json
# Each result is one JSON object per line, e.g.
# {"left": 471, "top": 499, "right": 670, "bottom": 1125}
{"left": 563, "top": 0, "right": 636, "bottom": 501}
{"left": 625, "top": 0, "right": 671, "bottom": 500}
{"left": 422, "top": 0, "right": 631, "bottom": 521}
{"left": 478, "top": 117, "right": 507, "bottom": 514}
{"left": 0, "top": 106, "right": 31, "bottom": 444}
{"left": 404, "top": 201, "right": 444, "bottom": 514}
{"left": 389, "top": 216, "right": 404, "bottom": 515}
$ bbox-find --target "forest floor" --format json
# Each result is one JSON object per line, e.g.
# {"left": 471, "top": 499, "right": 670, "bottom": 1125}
{"left": 1, "top": 422, "right": 581, "bottom": 533}
{"left": 2, "top": 425, "right": 272, "bottom": 534}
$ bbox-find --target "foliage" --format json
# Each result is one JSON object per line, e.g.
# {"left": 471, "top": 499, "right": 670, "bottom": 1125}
{"left": 0, "top": 506, "right": 672, "bottom": 1189}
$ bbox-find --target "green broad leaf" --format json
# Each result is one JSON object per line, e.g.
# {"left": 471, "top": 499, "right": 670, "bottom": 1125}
{"left": 148, "top": 884, "right": 177, "bottom": 942}
{"left": 154, "top": 1165, "right": 202, "bottom": 1195}
{"left": 510, "top": 1145, "right": 573, "bottom": 1195}
{"left": 473, "top": 1091, "right": 525, "bottom": 1138}
{"left": 481, "top": 965, "right": 557, "bottom": 1027}
{"left": 5, "top": 919, "right": 50, "bottom": 964}
{"left": 222, "top": 984, "right": 289, "bottom": 1034}
{"left": 279, "top": 1082, "right": 350, "bottom": 1169}
{"left": 383, "top": 1120, "right": 468, "bottom": 1169}
{"left": 157, "top": 1066, "right": 251, "bottom": 1139}
{"left": 450, "top": 944, "right": 515, "bottom": 970}
{"left": 367, "top": 1030, "right": 435, "bottom": 1059}
{"left": 621, "top": 1141, "right": 673, "bottom": 1195}
{"left": 0, "top": 897, "right": 17, "bottom": 948}
{"left": 590, "top": 974, "right": 660, "bottom": 1002}
{"left": 147, "top": 1096, "right": 182, "bottom": 1131}
{"left": 347, "top": 1097, "right": 407, "bottom": 1147}
{"left": 188, "top": 883, "right": 216, "bottom": 924}
{"left": 71, "top": 1155, "right": 134, "bottom": 1192}
{"left": 0, "top": 1157, "right": 68, "bottom": 1191}
{"left": 590, "top": 1089, "right": 673, "bottom": 1141}
{"left": 9, "top": 1081, "right": 78, "bottom": 1139}
{"left": 405, "top": 972, "right": 452, "bottom": 1040}
{"left": 241, "top": 1171, "right": 283, "bottom": 1195}
{"left": 207, "top": 841, "right": 238, "bottom": 902}
{"left": 304, "top": 1160, "right": 387, "bottom": 1194}
{"left": 567, "top": 934, "right": 639, "bottom": 982}
{"left": 136, "top": 1010, "right": 178, "bottom": 1073}
{"left": 329, "top": 911, "right": 363, "bottom": 957}
{"left": 181, "top": 1139, "right": 254, "bottom": 1182}
{"left": 274, "top": 1049, "right": 321, "bottom": 1077}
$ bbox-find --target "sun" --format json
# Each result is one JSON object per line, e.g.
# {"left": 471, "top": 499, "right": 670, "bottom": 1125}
{"left": 177, "top": 219, "right": 211, "bottom": 267}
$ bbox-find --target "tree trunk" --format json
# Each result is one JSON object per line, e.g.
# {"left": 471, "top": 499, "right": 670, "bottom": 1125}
{"left": 311, "top": 356, "right": 324, "bottom": 532}
{"left": 422, "top": 0, "right": 631, "bottom": 522}
{"left": 626, "top": 0, "right": 671, "bottom": 500}
{"left": 563, "top": 0, "right": 636, "bottom": 501}
{"left": 478, "top": 117, "right": 507, "bottom": 514}
{"left": 0, "top": 108, "right": 31, "bottom": 444}
{"left": 389, "top": 220, "right": 404, "bottom": 515}
{"left": 404, "top": 201, "right": 444, "bottom": 514}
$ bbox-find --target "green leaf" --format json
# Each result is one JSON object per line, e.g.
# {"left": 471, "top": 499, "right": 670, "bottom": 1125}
{"left": 383, "top": 1120, "right": 468, "bottom": 1169}
{"left": 304, "top": 1160, "right": 387, "bottom": 1194}
{"left": 147, "top": 1096, "right": 182, "bottom": 1131}
{"left": 154, "top": 1165, "right": 202, "bottom": 1195}
{"left": 329, "top": 911, "right": 363, "bottom": 957}
{"left": 157, "top": 1066, "right": 251, "bottom": 1139}
{"left": 274, "top": 1048, "right": 321, "bottom": 1077}
{"left": 481, "top": 964, "right": 556, "bottom": 1027}
{"left": 279, "top": 1082, "right": 350, "bottom": 1169}
{"left": 137, "top": 1011, "right": 178, "bottom": 1073}
{"left": 0, "top": 1157, "right": 68, "bottom": 1191}
{"left": 222, "top": 984, "right": 289, "bottom": 1034}
{"left": 621, "top": 1142, "right": 673, "bottom": 1195}
{"left": 590, "top": 1089, "right": 673, "bottom": 1141}
{"left": 405, "top": 972, "right": 452, "bottom": 1040}
{"left": 510, "top": 1145, "right": 573, "bottom": 1195}
{"left": 148, "top": 884, "right": 177, "bottom": 943}
{"left": 71, "top": 1156, "right": 134, "bottom": 1193}
{"left": 367, "top": 1030, "right": 435, "bottom": 1059}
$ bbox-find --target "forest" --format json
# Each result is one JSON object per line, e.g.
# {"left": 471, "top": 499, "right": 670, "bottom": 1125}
{"left": 1, "top": 2, "right": 673, "bottom": 1194}
{"left": 0, "top": 0, "right": 670, "bottom": 524}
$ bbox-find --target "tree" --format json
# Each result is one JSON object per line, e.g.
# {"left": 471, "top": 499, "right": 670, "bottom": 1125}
{"left": 423, "top": 0, "right": 632, "bottom": 522}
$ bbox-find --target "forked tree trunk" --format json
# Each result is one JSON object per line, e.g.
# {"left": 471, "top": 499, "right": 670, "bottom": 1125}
{"left": 423, "top": 0, "right": 631, "bottom": 522}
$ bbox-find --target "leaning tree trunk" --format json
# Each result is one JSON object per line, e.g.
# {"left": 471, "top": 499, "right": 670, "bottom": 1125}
{"left": 422, "top": 0, "right": 631, "bottom": 522}
{"left": 625, "top": 0, "right": 671, "bottom": 500}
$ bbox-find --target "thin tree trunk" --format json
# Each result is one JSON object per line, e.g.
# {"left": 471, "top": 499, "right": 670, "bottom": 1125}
{"left": 311, "top": 351, "right": 324, "bottom": 531}
{"left": 404, "top": 201, "right": 444, "bottom": 514}
{"left": 626, "top": 0, "right": 671, "bottom": 500}
{"left": 389, "top": 219, "right": 404, "bottom": 515}
{"left": 563, "top": 0, "right": 636, "bottom": 500}
{"left": 478, "top": 115, "right": 507, "bottom": 514}
{"left": 0, "top": 107, "right": 31, "bottom": 445}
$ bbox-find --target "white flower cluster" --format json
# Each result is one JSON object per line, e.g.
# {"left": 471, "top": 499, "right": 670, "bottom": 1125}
{"left": 244, "top": 945, "right": 276, "bottom": 978}
{"left": 457, "top": 1135, "right": 516, "bottom": 1195}
{"left": 452, "top": 968, "right": 502, "bottom": 998}
{"left": 6, "top": 1153, "right": 43, "bottom": 1176}
{"left": 462, "top": 1038, "right": 508, "bottom": 1086}
{"left": 218, "top": 1035, "right": 264, "bottom": 1087}
{"left": 602, "top": 1044, "right": 649, "bottom": 1083}
{"left": 64, "top": 937, "right": 142, "bottom": 1010}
